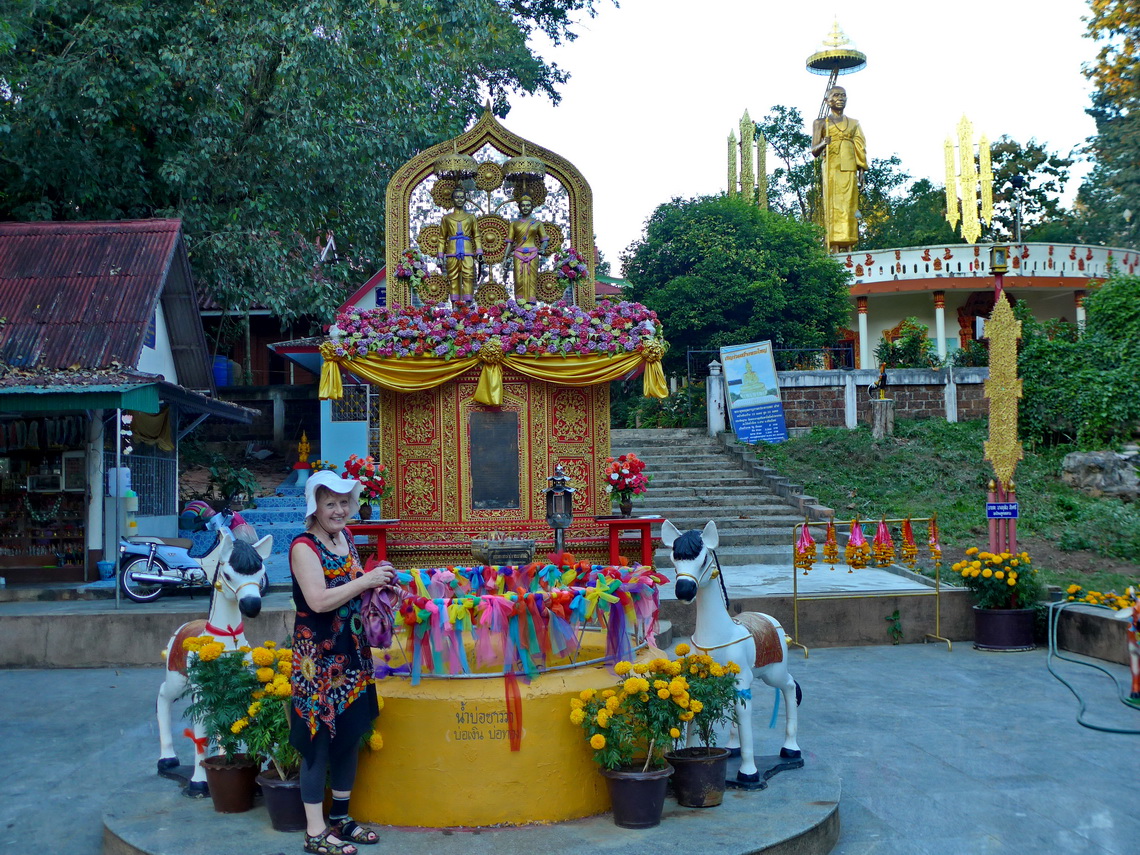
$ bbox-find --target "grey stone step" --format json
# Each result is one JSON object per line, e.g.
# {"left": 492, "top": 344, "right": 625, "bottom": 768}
{"left": 647, "top": 485, "right": 778, "bottom": 498}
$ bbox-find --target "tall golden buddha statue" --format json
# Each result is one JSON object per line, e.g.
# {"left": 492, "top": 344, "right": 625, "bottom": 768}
{"left": 811, "top": 86, "right": 867, "bottom": 252}
{"left": 437, "top": 185, "right": 483, "bottom": 302}
{"left": 502, "top": 195, "right": 549, "bottom": 303}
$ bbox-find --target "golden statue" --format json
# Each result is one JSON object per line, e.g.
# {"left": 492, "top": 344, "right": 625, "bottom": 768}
{"left": 501, "top": 195, "right": 549, "bottom": 303}
{"left": 811, "top": 86, "right": 867, "bottom": 252}
{"left": 297, "top": 430, "right": 311, "bottom": 464}
{"left": 437, "top": 185, "right": 483, "bottom": 302}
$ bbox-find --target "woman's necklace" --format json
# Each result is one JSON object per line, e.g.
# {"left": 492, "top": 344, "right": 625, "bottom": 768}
{"left": 313, "top": 524, "right": 343, "bottom": 552}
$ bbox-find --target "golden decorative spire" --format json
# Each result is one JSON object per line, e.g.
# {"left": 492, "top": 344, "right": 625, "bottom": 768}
{"left": 957, "top": 116, "right": 981, "bottom": 244}
{"left": 979, "top": 134, "right": 994, "bottom": 227}
{"left": 756, "top": 129, "right": 768, "bottom": 210}
{"left": 739, "top": 111, "right": 755, "bottom": 203}
{"left": 983, "top": 292, "right": 1024, "bottom": 489}
{"left": 944, "top": 137, "right": 960, "bottom": 232}
{"left": 727, "top": 130, "right": 738, "bottom": 197}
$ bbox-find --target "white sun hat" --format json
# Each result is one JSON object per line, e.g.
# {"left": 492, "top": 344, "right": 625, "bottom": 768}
{"left": 304, "top": 470, "right": 362, "bottom": 522}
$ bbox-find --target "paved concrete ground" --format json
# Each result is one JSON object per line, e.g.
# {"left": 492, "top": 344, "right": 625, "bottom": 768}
{"left": 4, "top": 642, "right": 1138, "bottom": 855}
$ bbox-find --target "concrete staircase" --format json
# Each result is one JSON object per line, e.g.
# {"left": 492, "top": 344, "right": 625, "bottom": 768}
{"left": 230, "top": 488, "right": 307, "bottom": 554}
{"left": 610, "top": 428, "right": 803, "bottom": 567}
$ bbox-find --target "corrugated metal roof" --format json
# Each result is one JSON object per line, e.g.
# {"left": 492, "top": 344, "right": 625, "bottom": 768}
{"left": 0, "top": 219, "right": 180, "bottom": 371}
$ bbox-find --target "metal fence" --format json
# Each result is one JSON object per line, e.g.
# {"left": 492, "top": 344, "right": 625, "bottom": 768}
{"left": 103, "top": 450, "right": 178, "bottom": 516}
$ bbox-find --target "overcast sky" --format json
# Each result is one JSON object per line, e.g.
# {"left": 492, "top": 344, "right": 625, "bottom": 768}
{"left": 499, "top": 0, "right": 1099, "bottom": 269}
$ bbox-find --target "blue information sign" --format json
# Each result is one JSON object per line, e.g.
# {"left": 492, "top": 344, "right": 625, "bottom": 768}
{"left": 986, "top": 502, "right": 1019, "bottom": 519}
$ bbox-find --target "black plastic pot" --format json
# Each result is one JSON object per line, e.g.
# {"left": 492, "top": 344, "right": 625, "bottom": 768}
{"left": 666, "top": 747, "right": 731, "bottom": 807}
{"left": 601, "top": 763, "right": 673, "bottom": 828}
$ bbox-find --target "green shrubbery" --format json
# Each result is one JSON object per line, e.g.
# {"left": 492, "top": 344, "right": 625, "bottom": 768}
{"left": 1019, "top": 274, "right": 1140, "bottom": 448}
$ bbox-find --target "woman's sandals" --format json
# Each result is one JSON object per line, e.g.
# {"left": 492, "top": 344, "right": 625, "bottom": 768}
{"left": 329, "top": 817, "right": 379, "bottom": 844}
{"left": 303, "top": 829, "right": 357, "bottom": 855}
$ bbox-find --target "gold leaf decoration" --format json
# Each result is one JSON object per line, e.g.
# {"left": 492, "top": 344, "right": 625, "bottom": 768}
{"left": 541, "top": 222, "right": 564, "bottom": 256}
{"left": 431, "top": 178, "right": 458, "bottom": 209}
{"left": 535, "top": 272, "right": 564, "bottom": 303}
{"left": 476, "top": 280, "right": 509, "bottom": 306}
{"left": 417, "top": 225, "right": 442, "bottom": 257}
{"left": 417, "top": 274, "right": 450, "bottom": 304}
{"left": 475, "top": 161, "right": 504, "bottom": 192}
{"left": 476, "top": 214, "right": 510, "bottom": 264}
{"left": 982, "top": 292, "right": 1023, "bottom": 488}
{"left": 512, "top": 178, "right": 547, "bottom": 208}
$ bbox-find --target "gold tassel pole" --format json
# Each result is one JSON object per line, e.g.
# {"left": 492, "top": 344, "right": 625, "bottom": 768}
{"left": 739, "top": 112, "right": 755, "bottom": 203}
{"left": 727, "top": 130, "right": 738, "bottom": 197}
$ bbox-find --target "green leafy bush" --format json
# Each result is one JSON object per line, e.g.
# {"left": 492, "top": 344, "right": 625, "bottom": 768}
{"left": 874, "top": 317, "right": 937, "bottom": 369}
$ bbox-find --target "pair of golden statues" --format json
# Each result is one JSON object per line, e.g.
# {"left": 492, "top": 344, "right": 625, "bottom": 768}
{"left": 437, "top": 189, "right": 548, "bottom": 302}
{"left": 811, "top": 86, "right": 867, "bottom": 252}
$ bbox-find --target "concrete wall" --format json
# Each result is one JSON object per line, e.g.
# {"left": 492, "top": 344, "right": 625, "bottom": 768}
{"left": 660, "top": 588, "right": 976, "bottom": 648}
{"left": 0, "top": 602, "right": 295, "bottom": 669}
{"left": 772, "top": 368, "right": 988, "bottom": 431}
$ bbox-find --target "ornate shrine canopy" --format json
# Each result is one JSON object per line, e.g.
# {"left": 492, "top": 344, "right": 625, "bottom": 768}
{"left": 319, "top": 299, "right": 668, "bottom": 405}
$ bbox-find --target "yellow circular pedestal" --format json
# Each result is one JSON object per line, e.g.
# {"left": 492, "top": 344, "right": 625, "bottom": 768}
{"left": 352, "top": 634, "right": 621, "bottom": 827}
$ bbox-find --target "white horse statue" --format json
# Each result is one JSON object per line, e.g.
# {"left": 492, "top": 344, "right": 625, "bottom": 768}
{"left": 662, "top": 519, "right": 801, "bottom": 788}
{"left": 155, "top": 530, "right": 273, "bottom": 796}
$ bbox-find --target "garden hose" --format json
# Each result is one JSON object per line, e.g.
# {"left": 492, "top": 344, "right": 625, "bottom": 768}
{"left": 1045, "top": 601, "right": 1140, "bottom": 734}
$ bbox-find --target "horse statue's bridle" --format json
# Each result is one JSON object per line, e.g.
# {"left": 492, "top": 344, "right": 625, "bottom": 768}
{"left": 213, "top": 563, "right": 262, "bottom": 598}
{"left": 674, "top": 547, "right": 719, "bottom": 587}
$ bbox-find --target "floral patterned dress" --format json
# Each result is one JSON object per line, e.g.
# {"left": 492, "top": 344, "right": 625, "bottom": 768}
{"left": 288, "top": 532, "right": 378, "bottom": 761}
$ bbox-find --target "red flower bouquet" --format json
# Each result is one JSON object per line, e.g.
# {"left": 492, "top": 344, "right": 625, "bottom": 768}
{"left": 604, "top": 453, "right": 651, "bottom": 503}
{"left": 343, "top": 454, "right": 393, "bottom": 501}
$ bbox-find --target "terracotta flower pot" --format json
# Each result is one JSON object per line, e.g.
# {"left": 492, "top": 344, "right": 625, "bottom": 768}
{"left": 202, "top": 754, "right": 259, "bottom": 813}
{"left": 665, "top": 747, "right": 731, "bottom": 807}
{"left": 973, "top": 606, "right": 1036, "bottom": 651}
{"left": 257, "top": 769, "right": 306, "bottom": 832}
{"left": 601, "top": 763, "right": 673, "bottom": 828}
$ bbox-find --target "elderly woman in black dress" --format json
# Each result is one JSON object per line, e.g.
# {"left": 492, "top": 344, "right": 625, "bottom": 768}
{"left": 290, "top": 470, "right": 394, "bottom": 855}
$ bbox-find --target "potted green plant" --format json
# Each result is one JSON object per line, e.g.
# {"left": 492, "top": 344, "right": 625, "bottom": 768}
{"left": 954, "top": 548, "right": 1046, "bottom": 651}
{"left": 181, "top": 636, "right": 261, "bottom": 813}
{"left": 236, "top": 641, "right": 305, "bottom": 832}
{"left": 664, "top": 643, "right": 741, "bottom": 807}
{"left": 569, "top": 656, "right": 687, "bottom": 828}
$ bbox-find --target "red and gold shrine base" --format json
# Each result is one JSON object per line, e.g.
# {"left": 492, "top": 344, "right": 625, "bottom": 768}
{"left": 376, "top": 366, "right": 642, "bottom": 567}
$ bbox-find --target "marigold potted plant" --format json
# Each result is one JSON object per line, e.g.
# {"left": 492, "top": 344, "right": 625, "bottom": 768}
{"left": 181, "top": 636, "right": 261, "bottom": 813}
{"left": 569, "top": 656, "right": 688, "bottom": 828}
{"left": 954, "top": 548, "right": 1046, "bottom": 651}
{"left": 343, "top": 454, "right": 394, "bottom": 520}
{"left": 603, "top": 452, "right": 651, "bottom": 517}
{"left": 664, "top": 643, "right": 741, "bottom": 807}
{"left": 233, "top": 641, "right": 306, "bottom": 831}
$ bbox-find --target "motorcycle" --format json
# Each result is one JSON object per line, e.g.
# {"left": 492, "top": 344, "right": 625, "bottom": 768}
{"left": 118, "top": 532, "right": 268, "bottom": 603}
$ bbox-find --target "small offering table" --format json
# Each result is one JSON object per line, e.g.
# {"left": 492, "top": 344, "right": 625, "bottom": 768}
{"left": 594, "top": 515, "right": 665, "bottom": 567}
{"left": 350, "top": 520, "right": 401, "bottom": 562}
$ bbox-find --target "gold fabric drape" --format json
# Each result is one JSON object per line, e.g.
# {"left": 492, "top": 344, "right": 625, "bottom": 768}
{"left": 319, "top": 343, "right": 667, "bottom": 405}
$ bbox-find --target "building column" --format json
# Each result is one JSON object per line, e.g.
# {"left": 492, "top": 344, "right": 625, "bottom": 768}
{"left": 933, "top": 291, "right": 947, "bottom": 361}
{"left": 857, "top": 296, "right": 870, "bottom": 370}
{"left": 1074, "top": 290, "right": 1086, "bottom": 334}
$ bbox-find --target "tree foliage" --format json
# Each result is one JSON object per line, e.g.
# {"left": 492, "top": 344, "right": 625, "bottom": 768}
{"left": 860, "top": 178, "right": 961, "bottom": 249}
{"left": 0, "top": 0, "right": 607, "bottom": 325}
{"left": 621, "top": 195, "right": 850, "bottom": 376}
{"left": 1078, "top": 0, "right": 1140, "bottom": 247}
{"left": 989, "top": 136, "right": 1074, "bottom": 241}
{"left": 1019, "top": 274, "right": 1140, "bottom": 447}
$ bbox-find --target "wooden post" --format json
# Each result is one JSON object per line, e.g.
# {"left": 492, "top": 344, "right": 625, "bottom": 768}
{"left": 870, "top": 398, "right": 895, "bottom": 439}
